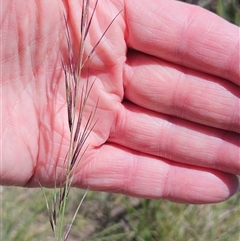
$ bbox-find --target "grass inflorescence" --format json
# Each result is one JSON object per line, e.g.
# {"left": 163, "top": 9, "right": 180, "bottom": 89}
{"left": 41, "top": 1, "right": 122, "bottom": 240}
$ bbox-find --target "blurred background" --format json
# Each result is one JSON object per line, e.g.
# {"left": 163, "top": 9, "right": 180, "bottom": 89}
{"left": 181, "top": 0, "right": 239, "bottom": 25}
{"left": 1, "top": 1, "right": 239, "bottom": 240}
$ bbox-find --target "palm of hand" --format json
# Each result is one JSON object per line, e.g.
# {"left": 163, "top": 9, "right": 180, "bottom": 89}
{"left": 1, "top": 0, "right": 239, "bottom": 204}
{"left": 2, "top": 0, "right": 126, "bottom": 186}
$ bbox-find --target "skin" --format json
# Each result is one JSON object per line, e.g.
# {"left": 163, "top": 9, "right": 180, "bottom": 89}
{"left": 1, "top": 0, "right": 239, "bottom": 204}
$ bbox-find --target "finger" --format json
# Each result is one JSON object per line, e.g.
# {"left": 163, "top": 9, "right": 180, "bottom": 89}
{"left": 73, "top": 144, "right": 239, "bottom": 204}
{"left": 109, "top": 102, "right": 240, "bottom": 175}
{"left": 125, "top": 0, "right": 240, "bottom": 85}
{"left": 123, "top": 51, "right": 240, "bottom": 133}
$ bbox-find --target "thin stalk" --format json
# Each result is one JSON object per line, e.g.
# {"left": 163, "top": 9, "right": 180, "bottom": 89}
{"left": 63, "top": 187, "right": 90, "bottom": 241}
{"left": 42, "top": 1, "right": 122, "bottom": 240}
{"left": 57, "top": 1, "right": 99, "bottom": 239}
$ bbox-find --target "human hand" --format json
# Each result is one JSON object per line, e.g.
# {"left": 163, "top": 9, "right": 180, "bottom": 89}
{"left": 1, "top": 0, "right": 239, "bottom": 204}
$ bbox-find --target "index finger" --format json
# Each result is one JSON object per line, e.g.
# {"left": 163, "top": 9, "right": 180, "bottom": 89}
{"left": 124, "top": 0, "right": 239, "bottom": 86}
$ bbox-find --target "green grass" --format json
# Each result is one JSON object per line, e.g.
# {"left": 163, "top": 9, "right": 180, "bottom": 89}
{"left": 1, "top": 187, "right": 240, "bottom": 241}
{"left": 216, "top": 0, "right": 239, "bottom": 25}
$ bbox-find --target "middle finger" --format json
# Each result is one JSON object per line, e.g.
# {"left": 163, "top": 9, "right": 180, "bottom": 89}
{"left": 123, "top": 51, "right": 240, "bottom": 134}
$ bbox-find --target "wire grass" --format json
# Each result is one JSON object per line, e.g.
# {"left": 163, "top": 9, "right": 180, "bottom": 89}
{"left": 38, "top": 1, "right": 122, "bottom": 240}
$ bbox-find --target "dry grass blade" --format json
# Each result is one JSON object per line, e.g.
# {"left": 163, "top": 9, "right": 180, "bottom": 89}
{"left": 83, "top": 0, "right": 99, "bottom": 40}
{"left": 82, "top": 9, "right": 123, "bottom": 67}
{"left": 63, "top": 187, "right": 90, "bottom": 241}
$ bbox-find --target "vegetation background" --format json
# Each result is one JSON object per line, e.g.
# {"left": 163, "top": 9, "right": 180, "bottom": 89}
{"left": 1, "top": 0, "right": 239, "bottom": 240}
